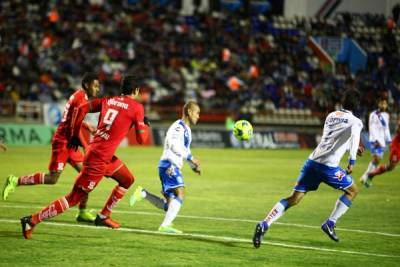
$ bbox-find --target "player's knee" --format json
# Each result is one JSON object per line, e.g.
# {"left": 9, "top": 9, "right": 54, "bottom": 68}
{"left": 47, "top": 172, "right": 61, "bottom": 184}
{"left": 177, "top": 192, "right": 185, "bottom": 200}
{"left": 175, "top": 188, "right": 185, "bottom": 200}
{"left": 287, "top": 196, "right": 300, "bottom": 207}
{"left": 118, "top": 173, "right": 134, "bottom": 189}
{"left": 347, "top": 185, "right": 358, "bottom": 198}
{"left": 65, "top": 187, "right": 86, "bottom": 207}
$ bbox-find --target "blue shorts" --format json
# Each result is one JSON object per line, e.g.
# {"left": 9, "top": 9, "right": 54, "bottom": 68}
{"left": 369, "top": 141, "right": 384, "bottom": 158}
{"left": 159, "top": 160, "right": 184, "bottom": 198}
{"left": 294, "top": 160, "right": 353, "bottom": 192}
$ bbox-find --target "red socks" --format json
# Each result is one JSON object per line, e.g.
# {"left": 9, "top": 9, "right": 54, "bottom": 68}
{"left": 18, "top": 173, "right": 45, "bottom": 185}
{"left": 30, "top": 187, "right": 86, "bottom": 226}
{"left": 100, "top": 186, "right": 127, "bottom": 217}
{"left": 31, "top": 197, "right": 69, "bottom": 225}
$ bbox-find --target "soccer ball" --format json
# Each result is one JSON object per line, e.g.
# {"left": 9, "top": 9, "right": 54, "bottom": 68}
{"left": 233, "top": 120, "right": 253, "bottom": 141}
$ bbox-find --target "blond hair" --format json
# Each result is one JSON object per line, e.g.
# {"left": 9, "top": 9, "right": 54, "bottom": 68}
{"left": 183, "top": 101, "right": 199, "bottom": 116}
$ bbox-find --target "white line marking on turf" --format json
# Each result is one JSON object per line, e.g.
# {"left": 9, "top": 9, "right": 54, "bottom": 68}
{"left": 1, "top": 218, "right": 399, "bottom": 259}
{"left": 1, "top": 203, "right": 400, "bottom": 238}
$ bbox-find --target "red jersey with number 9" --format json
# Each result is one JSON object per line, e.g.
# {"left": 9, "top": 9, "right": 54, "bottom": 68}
{"left": 72, "top": 95, "right": 147, "bottom": 162}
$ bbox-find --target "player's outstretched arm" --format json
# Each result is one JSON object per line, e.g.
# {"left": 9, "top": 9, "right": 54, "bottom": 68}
{"left": 69, "top": 99, "right": 103, "bottom": 150}
{"left": 347, "top": 121, "right": 363, "bottom": 174}
{"left": 134, "top": 105, "right": 149, "bottom": 145}
{"left": 188, "top": 157, "right": 201, "bottom": 175}
{"left": 357, "top": 140, "right": 365, "bottom": 156}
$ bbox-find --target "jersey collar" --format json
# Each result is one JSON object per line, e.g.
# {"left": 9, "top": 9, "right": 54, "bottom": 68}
{"left": 340, "top": 109, "right": 352, "bottom": 114}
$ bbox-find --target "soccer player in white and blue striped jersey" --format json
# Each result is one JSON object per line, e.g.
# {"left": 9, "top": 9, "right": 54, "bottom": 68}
{"left": 129, "top": 101, "right": 201, "bottom": 234}
{"left": 360, "top": 98, "right": 391, "bottom": 187}
{"left": 253, "top": 90, "right": 364, "bottom": 248}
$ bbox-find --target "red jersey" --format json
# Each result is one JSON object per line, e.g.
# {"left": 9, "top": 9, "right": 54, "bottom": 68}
{"left": 54, "top": 89, "right": 88, "bottom": 141}
{"left": 72, "top": 95, "right": 147, "bottom": 162}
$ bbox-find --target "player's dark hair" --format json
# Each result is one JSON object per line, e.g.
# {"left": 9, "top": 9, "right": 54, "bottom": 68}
{"left": 120, "top": 75, "right": 137, "bottom": 95}
{"left": 81, "top": 72, "right": 98, "bottom": 91}
{"left": 183, "top": 100, "right": 199, "bottom": 116}
{"left": 342, "top": 89, "right": 360, "bottom": 111}
{"left": 377, "top": 97, "right": 387, "bottom": 103}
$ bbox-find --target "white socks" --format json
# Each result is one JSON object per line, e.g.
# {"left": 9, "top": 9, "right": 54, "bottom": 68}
{"left": 160, "top": 197, "right": 182, "bottom": 227}
{"left": 264, "top": 199, "right": 289, "bottom": 227}
{"left": 328, "top": 195, "right": 352, "bottom": 223}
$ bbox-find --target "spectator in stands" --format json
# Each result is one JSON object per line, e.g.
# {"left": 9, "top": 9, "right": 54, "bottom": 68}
{"left": 0, "top": 0, "right": 399, "bottom": 122}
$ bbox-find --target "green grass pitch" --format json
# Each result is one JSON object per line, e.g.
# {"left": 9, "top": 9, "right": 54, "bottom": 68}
{"left": 0, "top": 146, "right": 399, "bottom": 266}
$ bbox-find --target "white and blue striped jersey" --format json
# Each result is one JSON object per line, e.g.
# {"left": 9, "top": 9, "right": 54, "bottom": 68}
{"left": 309, "top": 110, "right": 363, "bottom": 167}
{"left": 159, "top": 119, "right": 192, "bottom": 169}
{"left": 368, "top": 110, "right": 391, "bottom": 147}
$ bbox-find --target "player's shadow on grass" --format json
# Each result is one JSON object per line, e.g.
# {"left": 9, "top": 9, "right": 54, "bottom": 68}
{"left": 125, "top": 226, "right": 251, "bottom": 249}
{"left": 0, "top": 230, "right": 20, "bottom": 238}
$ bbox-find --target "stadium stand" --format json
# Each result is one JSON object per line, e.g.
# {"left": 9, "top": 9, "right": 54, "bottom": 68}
{"left": 0, "top": 1, "right": 399, "bottom": 126}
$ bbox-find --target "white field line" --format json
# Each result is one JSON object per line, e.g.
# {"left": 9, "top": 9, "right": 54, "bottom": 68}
{"left": 1, "top": 203, "right": 399, "bottom": 238}
{"left": 0, "top": 218, "right": 399, "bottom": 259}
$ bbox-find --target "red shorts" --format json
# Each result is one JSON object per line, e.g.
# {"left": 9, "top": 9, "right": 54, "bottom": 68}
{"left": 48, "top": 139, "right": 84, "bottom": 172}
{"left": 75, "top": 152, "right": 124, "bottom": 192}
{"left": 105, "top": 156, "right": 124, "bottom": 177}
{"left": 389, "top": 143, "right": 400, "bottom": 163}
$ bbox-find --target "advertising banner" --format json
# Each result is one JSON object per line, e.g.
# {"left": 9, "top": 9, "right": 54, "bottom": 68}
{"left": 152, "top": 127, "right": 317, "bottom": 149}
{"left": 0, "top": 124, "right": 55, "bottom": 145}
{"left": 0, "top": 124, "right": 317, "bottom": 149}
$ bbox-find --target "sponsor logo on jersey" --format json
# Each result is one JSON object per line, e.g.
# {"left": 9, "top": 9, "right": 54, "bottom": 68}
{"left": 107, "top": 98, "right": 129, "bottom": 109}
{"left": 327, "top": 117, "right": 349, "bottom": 124}
{"left": 96, "top": 129, "right": 110, "bottom": 140}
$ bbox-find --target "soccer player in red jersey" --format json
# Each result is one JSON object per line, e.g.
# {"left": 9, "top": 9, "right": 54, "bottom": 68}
{"left": 363, "top": 118, "right": 400, "bottom": 185}
{"left": 3, "top": 73, "right": 100, "bottom": 222}
{"left": 20, "top": 75, "right": 149, "bottom": 239}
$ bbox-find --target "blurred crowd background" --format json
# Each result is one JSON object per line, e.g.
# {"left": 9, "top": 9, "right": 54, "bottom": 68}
{"left": 1, "top": 0, "right": 399, "bottom": 125}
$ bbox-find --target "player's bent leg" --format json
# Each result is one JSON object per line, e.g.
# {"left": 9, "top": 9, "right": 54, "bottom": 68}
{"left": 44, "top": 171, "right": 61, "bottom": 184}
{"left": 98, "top": 185, "right": 127, "bottom": 226}
{"left": 5, "top": 172, "right": 46, "bottom": 199}
{"left": 131, "top": 187, "right": 167, "bottom": 210}
{"left": 110, "top": 164, "right": 134, "bottom": 189}
{"left": 286, "top": 190, "right": 305, "bottom": 207}
{"left": 361, "top": 153, "right": 382, "bottom": 186}
{"left": 387, "top": 161, "right": 397, "bottom": 171}
{"left": 253, "top": 191, "right": 305, "bottom": 248}
{"left": 322, "top": 184, "right": 357, "bottom": 242}
{"left": 70, "top": 162, "right": 95, "bottom": 222}
{"left": 96, "top": 166, "right": 133, "bottom": 229}
{"left": 71, "top": 162, "right": 83, "bottom": 173}
{"left": 369, "top": 160, "right": 397, "bottom": 181}
{"left": 344, "top": 183, "right": 358, "bottom": 201}
{"left": 159, "top": 187, "right": 184, "bottom": 234}
{"left": 21, "top": 185, "right": 86, "bottom": 239}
